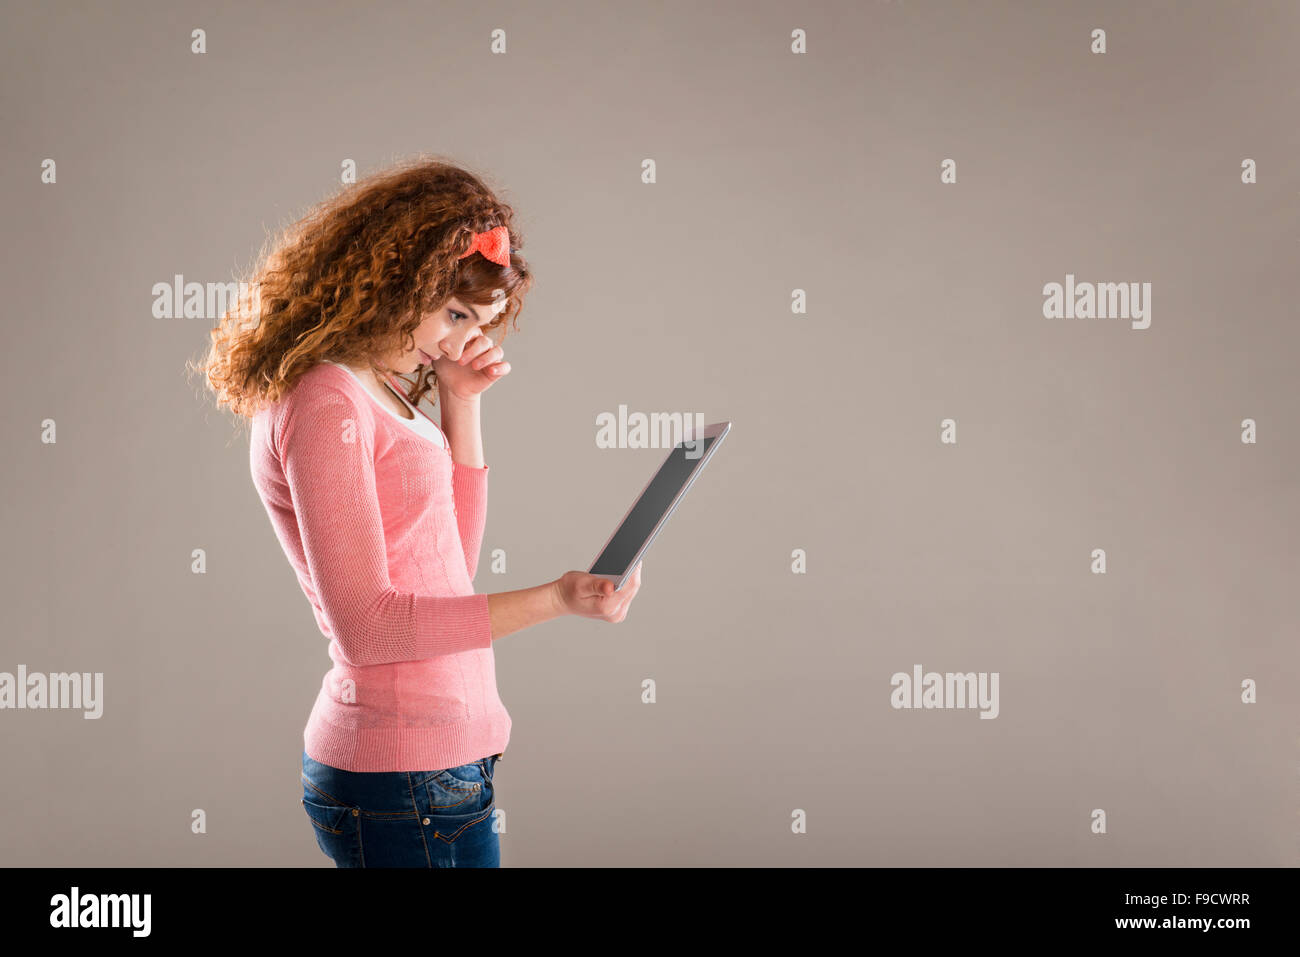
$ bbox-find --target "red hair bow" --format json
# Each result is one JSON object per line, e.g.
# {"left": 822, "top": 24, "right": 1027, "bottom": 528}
{"left": 458, "top": 225, "right": 513, "bottom": 267}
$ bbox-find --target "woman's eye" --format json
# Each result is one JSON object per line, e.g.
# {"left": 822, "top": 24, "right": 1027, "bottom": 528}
{"left": 449, "top": 310, "right": 467, "bottom": 323}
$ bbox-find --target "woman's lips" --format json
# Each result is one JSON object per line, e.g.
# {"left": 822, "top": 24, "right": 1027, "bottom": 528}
{"left": 419, "top": 349, "right": 433, "bottom": 363}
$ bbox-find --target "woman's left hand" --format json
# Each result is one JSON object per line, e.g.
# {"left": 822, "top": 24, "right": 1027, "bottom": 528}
{"left": 434, "top": 336, "right": 511, "bottom": 400}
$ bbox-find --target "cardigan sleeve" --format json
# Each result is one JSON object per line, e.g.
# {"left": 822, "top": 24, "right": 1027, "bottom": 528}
{"left": 277, "top": 384, "right": 493, "bottom": 666}
{"left": 450, "top": 461, "right": 489, "bottom": 581}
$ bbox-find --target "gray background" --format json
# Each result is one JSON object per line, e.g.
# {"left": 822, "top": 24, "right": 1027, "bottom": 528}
{"left": 1, "top": 0, "right": 1296, "bottom": 866}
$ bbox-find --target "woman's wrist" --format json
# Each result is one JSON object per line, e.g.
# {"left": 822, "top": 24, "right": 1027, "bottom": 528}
{"left": 438, "top": 383, "right": 482, "bottom": 406}
{"left": 487, "top": 581, "right": 569, "bottom": 641}
{"left": 546, "top": 578, "right": 567, "bottom": 619}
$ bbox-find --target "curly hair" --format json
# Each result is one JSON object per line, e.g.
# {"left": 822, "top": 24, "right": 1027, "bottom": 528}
{"left": 189, "top": 155, "right": 534, "bottom": 423}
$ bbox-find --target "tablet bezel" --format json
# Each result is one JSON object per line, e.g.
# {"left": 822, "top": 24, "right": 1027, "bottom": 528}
{"left": 588, "top": 420, "right": 732, "bottom": 591}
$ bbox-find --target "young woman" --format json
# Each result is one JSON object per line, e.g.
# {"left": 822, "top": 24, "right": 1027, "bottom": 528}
{"left": 192, "top": 157, "right": 643, "bottom": 867}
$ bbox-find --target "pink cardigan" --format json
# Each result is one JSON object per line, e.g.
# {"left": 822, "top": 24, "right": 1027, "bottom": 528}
{"left": 249, "top": 362, "right": 510, "bottom": 772}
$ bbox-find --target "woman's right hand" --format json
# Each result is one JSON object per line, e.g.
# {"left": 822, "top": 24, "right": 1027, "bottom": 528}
{"left": 552, "top": 563, "right": 642, "bottom": 622}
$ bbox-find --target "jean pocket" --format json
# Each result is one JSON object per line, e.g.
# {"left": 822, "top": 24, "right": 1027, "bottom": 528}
{"left": 302, "top": 795, "right": 354, "bottom": 834}
{"left": 424, "top": 764, "right": 488, "bottom": 811}
{"left": 301, "top": 778, "right": 362, "bottom": 866}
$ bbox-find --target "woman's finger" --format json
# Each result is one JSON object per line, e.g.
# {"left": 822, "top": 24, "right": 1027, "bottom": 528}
{"left": 620, "top": 564, "right": 642, "bottom": 599}
{"left": 461, "top": 339, "right": 498, "bottom": 368}
{"left": 600, "top": 587, "right": 625, "bottom": 615}
{"left": 470, "top": 346, "right": 504, "bottom": 371}
{"left": 606, "top": 579, "right": 640, "bottom": 618}
{"left": 454, "top": 338, "right": 487, "bottom": 365}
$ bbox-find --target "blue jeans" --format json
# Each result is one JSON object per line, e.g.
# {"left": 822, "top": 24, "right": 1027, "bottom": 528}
{"left": 300, "top": 750, "right": 501, "bottom": 867}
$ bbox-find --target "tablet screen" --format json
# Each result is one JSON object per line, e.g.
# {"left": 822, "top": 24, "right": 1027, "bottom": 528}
{"left": 590, "top": 436, "right": 717, "bottom": 576}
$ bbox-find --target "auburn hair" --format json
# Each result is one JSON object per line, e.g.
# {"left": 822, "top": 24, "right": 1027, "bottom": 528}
{"left": 189, "top": 155, "right": 534, "bottom": 423}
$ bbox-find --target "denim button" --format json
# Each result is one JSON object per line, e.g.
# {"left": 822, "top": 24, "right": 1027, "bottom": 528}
{"left": 423, "top": 817, "right": 430, "bottom": 825}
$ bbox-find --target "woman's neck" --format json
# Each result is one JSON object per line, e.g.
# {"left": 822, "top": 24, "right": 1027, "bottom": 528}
{"left": 338, "top": 361, "right": 414, "bottom": 420}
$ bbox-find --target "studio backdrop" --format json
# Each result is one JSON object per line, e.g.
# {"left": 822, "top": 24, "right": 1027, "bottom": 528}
{"left": 1, "top": 0, "right": 1296, "bottom": 866}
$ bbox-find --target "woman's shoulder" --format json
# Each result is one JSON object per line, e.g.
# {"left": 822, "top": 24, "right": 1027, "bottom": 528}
{"left": 295, "top": 361, "right": 356, "bottom": 392}
{"left": 251, "top": 362, "right": 386, "bottom": 471}
{"left": 273, "top": 362, "right": 377, "bottom": 432}
{"left": 286, "top": 361, "right": 367, "bottom": 403}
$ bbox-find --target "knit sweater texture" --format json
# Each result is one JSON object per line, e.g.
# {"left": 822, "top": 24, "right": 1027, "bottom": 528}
{"left": 249, "top": 361, "right": 509, "bottom": 772}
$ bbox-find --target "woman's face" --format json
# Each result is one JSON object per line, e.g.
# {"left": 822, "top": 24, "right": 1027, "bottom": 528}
{"left": 381, "top": 296, "right": 506, "bottom": 374}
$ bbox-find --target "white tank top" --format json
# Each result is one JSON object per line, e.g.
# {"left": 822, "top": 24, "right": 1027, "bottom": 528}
{"left": 324, "top": 361, "right": 448, "bottom": 449}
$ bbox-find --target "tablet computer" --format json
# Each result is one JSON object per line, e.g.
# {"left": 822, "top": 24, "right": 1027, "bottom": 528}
{"left": 589, "top": 421, "right": 731, "bottom": 591}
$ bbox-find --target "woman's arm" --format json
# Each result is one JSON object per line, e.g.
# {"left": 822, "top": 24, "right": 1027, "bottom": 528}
{"left": 449, "top": 462, "right": 489, "bottom": 581}
{"left": 432, "top": 377, "right": 647, "bottom": 638}
{"left": 276, "top": 381, "right": 643, "bottom": 664}
{"left": 488, "top": 565, "right": 646, "bottom": 640}
{"left": 439, "top": 388, "right": 489, "bottom": 579}
{"left": 279, "top": 384, "right": 495, "bottom": 666}
{"left": 487, "top": 582, "right": 566, "bottom": 640}
{"left": 439, "top": 388, "right": 483, "bottom": 467}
